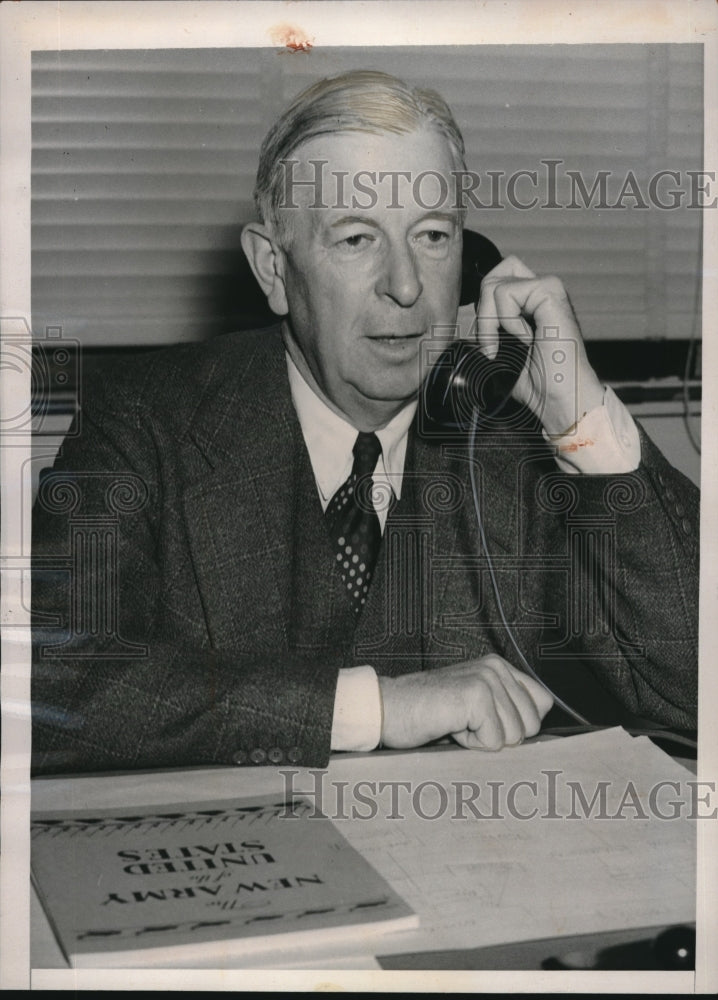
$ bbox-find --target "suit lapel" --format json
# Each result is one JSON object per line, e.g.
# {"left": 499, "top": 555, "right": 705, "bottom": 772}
{"left": 180, "top": 328, "right": 298, "bottom": 653}
{"left": 179, "top": 326, "right": 358, "bottom": 657}
{"left": 353, "top": 428, "right": 463, "bottom": 672}
{"left": 411, "top": 429, "right": 477, "bottom": 665}
{"left": 408, "top": 424, "right": 523, "bottom": 667}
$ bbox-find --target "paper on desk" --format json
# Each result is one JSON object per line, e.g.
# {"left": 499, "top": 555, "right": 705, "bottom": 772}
{"left": 286, "top": 728, "right": 698, "bottom": 955}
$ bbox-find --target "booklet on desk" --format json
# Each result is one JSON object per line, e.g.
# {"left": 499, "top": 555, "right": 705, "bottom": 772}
{"left": 31, "top": 793, "right": 417, "bottom": 968}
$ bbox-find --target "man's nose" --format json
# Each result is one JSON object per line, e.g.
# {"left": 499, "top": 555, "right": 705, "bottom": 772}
{"left": 375, "top": 242, "right": 423, "bottom": 307}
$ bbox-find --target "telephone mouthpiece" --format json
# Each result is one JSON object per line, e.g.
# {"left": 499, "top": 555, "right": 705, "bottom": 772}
{"left": 422, "top": 336, "right": 529, "bottom": 432}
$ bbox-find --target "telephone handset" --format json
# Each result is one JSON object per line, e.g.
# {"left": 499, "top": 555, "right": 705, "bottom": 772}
{"left": 422, "top": 229, "right": 530, "bottom": 432}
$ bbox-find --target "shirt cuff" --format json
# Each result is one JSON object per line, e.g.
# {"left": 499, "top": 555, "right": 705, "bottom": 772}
{"left": 543, "top": 385, "right": 641, "bottom": 475}
{"left": 330, "top": 665, "right": 383, "bottom": 752}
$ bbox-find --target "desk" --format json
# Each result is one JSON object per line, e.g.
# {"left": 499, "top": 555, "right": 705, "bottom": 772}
{"left": 31, "top": 730, "right": 697, "bottom": 974}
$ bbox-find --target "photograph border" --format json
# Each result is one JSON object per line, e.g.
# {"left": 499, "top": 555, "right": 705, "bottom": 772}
{"left": 1, "top": 1, "right": 716, "bottom": 993}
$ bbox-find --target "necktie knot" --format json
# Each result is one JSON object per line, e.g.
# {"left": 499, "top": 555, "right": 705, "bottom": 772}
{"left": 352, "top": 431, "right": 382, "bottom": 480}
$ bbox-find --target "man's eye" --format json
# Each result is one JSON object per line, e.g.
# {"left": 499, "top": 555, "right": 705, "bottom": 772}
{"left": 342, "top": 233, "right": 372, "bottom": 248}
{"left": 415, "top": 230, "right": 450, "bottom": 247}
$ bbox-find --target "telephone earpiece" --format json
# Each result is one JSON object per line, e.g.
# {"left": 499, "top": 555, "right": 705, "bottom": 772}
{"left": 459, "top": 229, "right": 503, "bottom": 307}
{"left": 422, "top": 230, "right": 530, "bottom": 432}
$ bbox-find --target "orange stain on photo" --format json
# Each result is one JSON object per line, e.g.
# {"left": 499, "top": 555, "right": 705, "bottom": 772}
{"left": 559, "top": 438, "right": 596, "bottom": 453}
{"left": 269, "top": 23, "right": 314, "bottom": 53}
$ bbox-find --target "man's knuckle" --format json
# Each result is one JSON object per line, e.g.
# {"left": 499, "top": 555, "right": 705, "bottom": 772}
{"left": 480, "top": 731, "right": 503, "bottom": 752}
{"left": 467, "top": 673, "right": 491, "bottom": 701}
{"left": 540, "top": 274, "right": 568, "bottom": 300}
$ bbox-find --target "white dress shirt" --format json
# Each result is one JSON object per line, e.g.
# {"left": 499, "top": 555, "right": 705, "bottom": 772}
{"left": 286, "top": 353, "right": 641, "bottom": 752}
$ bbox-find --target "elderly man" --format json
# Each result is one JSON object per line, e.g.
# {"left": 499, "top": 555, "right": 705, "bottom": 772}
{"left": 31, "top": 70, "right": 698, "bottom": 774}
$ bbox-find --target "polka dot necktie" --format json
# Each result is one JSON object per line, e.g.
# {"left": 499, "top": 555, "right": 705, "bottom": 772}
{"left": 325, "top": 431, "right": 383, "bottom": 617}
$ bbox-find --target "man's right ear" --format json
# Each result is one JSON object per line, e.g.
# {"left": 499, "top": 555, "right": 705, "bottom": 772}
{"left": 240, "top": 223, "right": 289, "bottom": 317}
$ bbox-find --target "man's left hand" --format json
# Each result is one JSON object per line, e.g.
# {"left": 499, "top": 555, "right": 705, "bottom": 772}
{"left": 476, "top": 255, "right": 604, "bottom": 436}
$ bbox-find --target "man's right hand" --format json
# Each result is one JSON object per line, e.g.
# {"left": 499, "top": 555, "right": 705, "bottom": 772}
{"left": 378, "top": 656, "right": 554, "bottom": 751}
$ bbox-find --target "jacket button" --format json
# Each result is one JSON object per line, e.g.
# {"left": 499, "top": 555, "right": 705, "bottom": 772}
{"left": 665, "top": 489, "right": 675, "bottom": 503}
{"left": 250, "top": 747, "right": 267, "bottom": 764}
{"left": 681, "top": 518, "right": 692, "bottom": 535}
{"left": 675, "top": 504, "right": 685, "bottom": 518}
{"left": 287, "top": 746, "right": 302, "bottom": 763}
{"left": 231, "top": 749, "right": 248, "bottom": 765}
{"left": 268, "top": 747, "right": 284, "bottom": 764}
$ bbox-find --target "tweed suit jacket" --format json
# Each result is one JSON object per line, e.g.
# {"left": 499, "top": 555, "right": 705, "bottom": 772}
{"left": 31, "top": 326, "right": 699, "bottom": 774}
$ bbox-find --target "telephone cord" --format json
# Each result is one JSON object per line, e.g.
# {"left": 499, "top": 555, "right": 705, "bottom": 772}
{"left": 468, "top": 408, "right": 591, "bottom": 726}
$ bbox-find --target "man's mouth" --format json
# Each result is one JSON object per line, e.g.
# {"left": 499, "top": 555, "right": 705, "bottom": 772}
{"left": 368, "top": 332, "right": 424, "bottom": 343}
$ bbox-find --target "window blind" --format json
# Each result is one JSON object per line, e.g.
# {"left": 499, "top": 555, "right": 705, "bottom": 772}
{"left": 31, "top": 44, "right": 703, "bottom": 347}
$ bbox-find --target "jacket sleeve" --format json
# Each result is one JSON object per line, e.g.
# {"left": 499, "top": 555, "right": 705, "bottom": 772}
{"left": 524, "top": 422, "right": 699, "bottom": 729}
{"left": 31, "top": 373, "right": 341, "bottom": 776}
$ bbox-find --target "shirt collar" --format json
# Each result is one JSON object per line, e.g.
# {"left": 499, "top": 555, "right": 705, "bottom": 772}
{"left": 286, "top": 352, "right": 417, "bottom": 504}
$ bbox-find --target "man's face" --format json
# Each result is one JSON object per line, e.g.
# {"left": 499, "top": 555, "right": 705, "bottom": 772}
{"left": 277, "top": 126, "right": 463, "bottom": 429}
